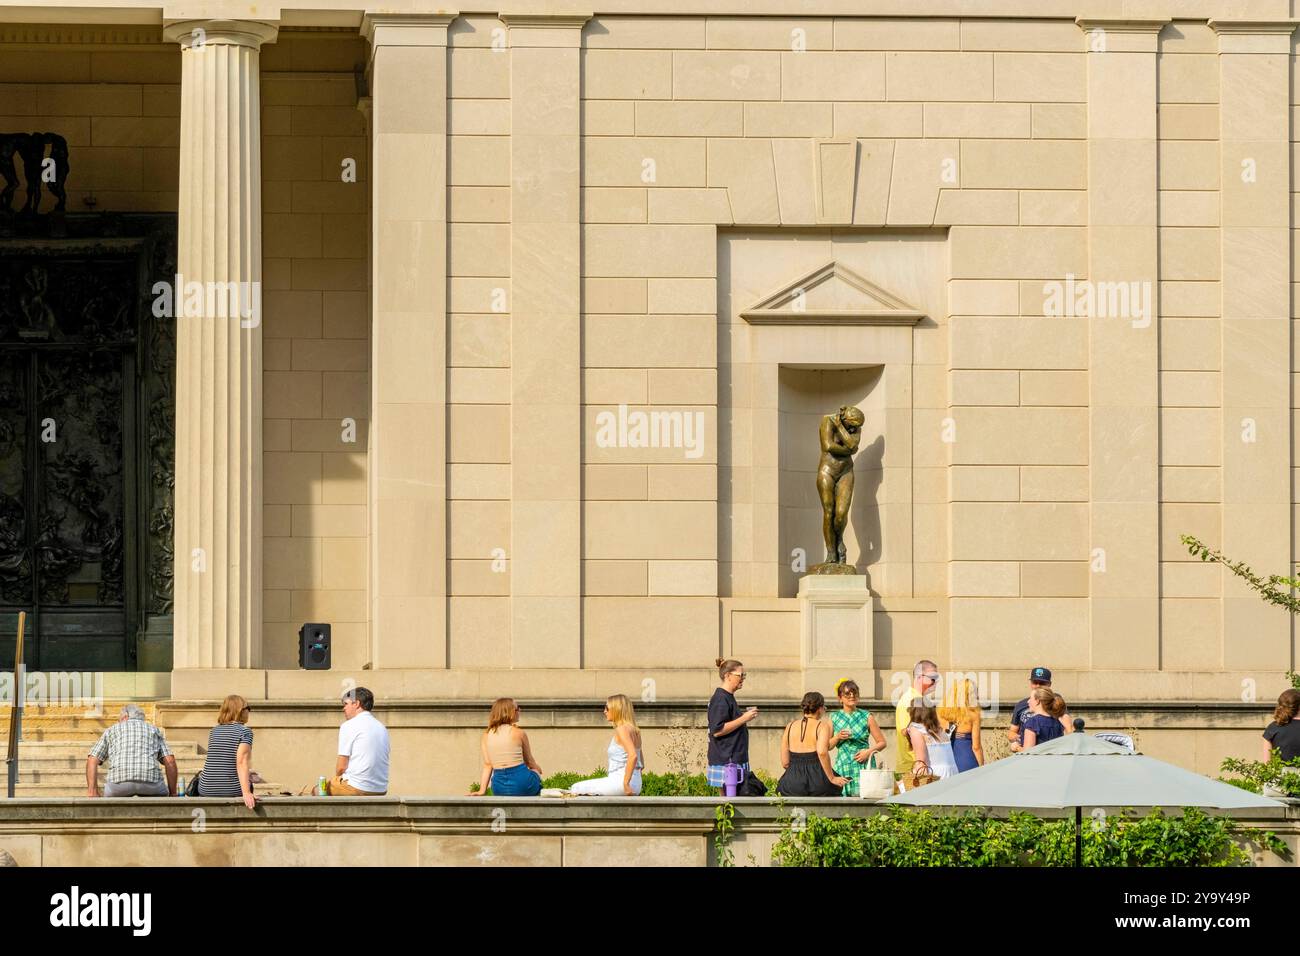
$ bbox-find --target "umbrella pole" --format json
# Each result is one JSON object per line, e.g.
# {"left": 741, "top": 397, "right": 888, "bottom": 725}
{"left": 1075, "top": 806, "right": 1082, "bottom": 868}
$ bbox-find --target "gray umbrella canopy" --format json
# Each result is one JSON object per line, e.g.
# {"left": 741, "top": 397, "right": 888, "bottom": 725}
{"left": 888, "top": 733, "right": 1282, "bottom": 809}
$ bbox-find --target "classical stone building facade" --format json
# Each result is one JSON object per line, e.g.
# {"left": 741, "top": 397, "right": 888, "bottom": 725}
{"left": 2, "top": 1, "right": 1298, "bottom": 790}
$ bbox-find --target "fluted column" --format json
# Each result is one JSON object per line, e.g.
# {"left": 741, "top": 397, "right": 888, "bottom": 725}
{"left": 166, "top": 19, "right": 277, "bottom": 669}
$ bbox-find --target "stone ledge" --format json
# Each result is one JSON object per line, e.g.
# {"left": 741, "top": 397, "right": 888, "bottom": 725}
{"left": 1, "top": 796, "right": 1295, "bottom": 825}
{"left": 1, "top": 798, "right": 1293, "bottom": 866}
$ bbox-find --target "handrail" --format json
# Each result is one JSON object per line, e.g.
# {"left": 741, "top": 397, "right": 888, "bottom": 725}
{"left": 4, "top": 611, "right": 25, "bottom": 799}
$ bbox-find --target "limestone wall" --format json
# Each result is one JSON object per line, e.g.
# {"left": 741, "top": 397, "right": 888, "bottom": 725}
{"left": 258, "top": 32, "right": 371, "bottom": 671}
{"left": 0, "top": 28, "right": 178, "bottom": 211}
{"left": 4, "top": 10, "right": 1299, "bottom": 707}
{"left": 156, "top": 698, "right": 1282, "bottom": 793}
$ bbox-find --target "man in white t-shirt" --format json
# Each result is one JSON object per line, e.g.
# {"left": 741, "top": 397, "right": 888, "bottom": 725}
{"left": 326, "top": 687, "right": 391, "bottom": 796}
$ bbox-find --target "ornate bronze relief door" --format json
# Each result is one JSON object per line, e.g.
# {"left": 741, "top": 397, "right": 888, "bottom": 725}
{"left": 0, "top": 215, "right": 176, "bottom": 671}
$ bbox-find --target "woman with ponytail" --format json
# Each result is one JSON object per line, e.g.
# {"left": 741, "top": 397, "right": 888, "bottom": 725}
{"left": 706, "top": 658, "right": 758, "bottom": 792}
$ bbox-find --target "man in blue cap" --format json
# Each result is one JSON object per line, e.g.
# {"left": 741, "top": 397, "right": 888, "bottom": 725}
{"left": 1007, "top": 666, "right": 1071, "bottom": 751}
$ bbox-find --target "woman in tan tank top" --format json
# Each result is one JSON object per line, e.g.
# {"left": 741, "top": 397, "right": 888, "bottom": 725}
{"left": 470, "top": 698, "right": 543, "bottom": 796}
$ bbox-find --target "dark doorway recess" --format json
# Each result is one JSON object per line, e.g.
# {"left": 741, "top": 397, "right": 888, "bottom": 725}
{"left": 0, "top": 213, "right": 176, "bottom": 672}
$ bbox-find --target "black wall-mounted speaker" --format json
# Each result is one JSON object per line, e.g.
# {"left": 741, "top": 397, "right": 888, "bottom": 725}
{"left": 298, "top": 623, "right": 331, "bottom": 670}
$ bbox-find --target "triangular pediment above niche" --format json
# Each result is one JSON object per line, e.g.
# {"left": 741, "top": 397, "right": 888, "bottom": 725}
{"left": 739, "top": 261, "right": 926, "bottom": 326}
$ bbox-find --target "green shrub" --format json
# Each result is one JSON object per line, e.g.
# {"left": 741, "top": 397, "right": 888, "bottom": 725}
{"left": 540, "top": 769, "right": 605, "bottom": 791}
{"left": 470, "top": 768, "right": 779, "bottom": 796}
{"left": 1219, "top": 752, "right": 1300, "bottom": 798}
{"left": 771, "top": 807, "right": 1285, "bottom": 867}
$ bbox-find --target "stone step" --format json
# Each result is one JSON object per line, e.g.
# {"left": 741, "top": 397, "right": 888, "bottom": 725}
{"left": 15, "top": 739, "right": 201, "bottom": 755}
{"left": 0, "top": 702, "right": 158, "bottom": 720}
{"left": 15, "top": 753, "right": 205, "bottom": 771}
{"left": 11, "top": 766, "right": 204, "bottom": 785}
{"left": 1, "top": 709, "right": 169, "bottom": 742}
{"left": 1, "top": 781, "right": 288, "bottom": 798}
{"left": 0, "top": 729, "right": 119, "bottom": 742}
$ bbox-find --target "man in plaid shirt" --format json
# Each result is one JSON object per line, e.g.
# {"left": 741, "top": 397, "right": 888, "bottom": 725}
{"left": 86, "top": 705, "right": 178, "bottom": 797}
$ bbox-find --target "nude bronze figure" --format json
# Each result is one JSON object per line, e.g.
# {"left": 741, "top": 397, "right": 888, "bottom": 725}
{"left": 816, "top": 405, "right": 864, "bottom": 568}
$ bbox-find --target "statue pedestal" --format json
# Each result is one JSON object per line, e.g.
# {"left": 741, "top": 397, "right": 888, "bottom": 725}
{"left": 798, "top": 575, "right": 874, "bottom": 688}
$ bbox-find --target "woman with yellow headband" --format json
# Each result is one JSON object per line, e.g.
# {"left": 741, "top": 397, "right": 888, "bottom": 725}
{"left": 828, "top": 678, "right": 887, "bottom": 796}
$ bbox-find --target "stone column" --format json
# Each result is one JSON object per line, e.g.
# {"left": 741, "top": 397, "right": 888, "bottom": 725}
{"left": 361, "top": 13, "right": 454, "bottom": 668}
{"left": 165, "top": 19, "right": 277, "bottom": 670}
{"left": 1210, "top": 20, "right": 1296, "bottom": 670}
{"left": 1077, "top": 19, "right": 1165, "bottom": 669}
{"left": 504, "top": 14, "right": 588, "bottom": 667}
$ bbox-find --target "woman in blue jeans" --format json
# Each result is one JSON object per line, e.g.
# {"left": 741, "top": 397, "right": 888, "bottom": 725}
{"left": 469, "top": 698, "right": 543, "bottom": 796}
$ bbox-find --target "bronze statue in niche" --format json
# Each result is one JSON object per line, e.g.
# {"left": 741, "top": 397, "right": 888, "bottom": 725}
{"left": 814, "top": 404, "right": 865, "bottom": 572}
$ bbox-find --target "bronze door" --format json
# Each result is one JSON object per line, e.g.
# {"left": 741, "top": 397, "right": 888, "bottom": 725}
{"left": 0, "top": 215, "right": 176, "bottom": 672}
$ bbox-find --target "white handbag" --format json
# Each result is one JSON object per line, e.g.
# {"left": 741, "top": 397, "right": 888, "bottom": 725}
{"left": 857, "top": 762, "right": 893, "bottom": 799}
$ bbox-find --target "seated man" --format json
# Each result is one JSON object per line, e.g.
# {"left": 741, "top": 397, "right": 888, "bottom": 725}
{"left": 327, "top": 687, "right": 390, "bottom": 796}
{"left": 87, "top": 704, "right": 178, "bottom": 797}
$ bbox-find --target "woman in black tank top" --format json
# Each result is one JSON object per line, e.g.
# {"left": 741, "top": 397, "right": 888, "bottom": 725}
{"left": 776, "top": 692, "right": 849, "bottom": 797}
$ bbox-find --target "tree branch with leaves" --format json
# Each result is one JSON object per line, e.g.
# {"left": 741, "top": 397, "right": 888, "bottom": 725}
{"left": 1180, "top": 534, "right": 1300, "bottom": 615}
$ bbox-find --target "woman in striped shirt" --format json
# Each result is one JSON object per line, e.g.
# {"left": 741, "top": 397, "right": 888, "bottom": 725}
{"left": 197, "top": 694, "right": 258, "bottom": 809}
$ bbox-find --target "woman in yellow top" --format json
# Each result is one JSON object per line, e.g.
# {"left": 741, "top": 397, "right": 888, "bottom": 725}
{"left": 937, "top": 677, "right": 983, "bottom": 773}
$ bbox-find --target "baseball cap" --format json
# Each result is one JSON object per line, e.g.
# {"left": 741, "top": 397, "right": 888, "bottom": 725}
{"left": 1029, "top": 666, "right": 1052, "bottom": 683}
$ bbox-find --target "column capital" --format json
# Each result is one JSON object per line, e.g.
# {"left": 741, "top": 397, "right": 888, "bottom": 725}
{"left": 361, "top": 12, "right": 457, "bottom": 48}
{"left": 1209, "top": 19, "right": 1299, "bottom": 53}
{"left": 163, "top": 19, "right": 278, "bottom": 49}
{"left": 1075, "top": 18, "right": 1169, "bottom": 53}
{"left": 500, "top": 12, "right": 591, "bottom": 47}
{"left": 1075, "top": 18, "right": 1170, "bottom": 32}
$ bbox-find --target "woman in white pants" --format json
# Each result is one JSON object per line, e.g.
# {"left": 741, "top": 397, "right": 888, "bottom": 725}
{"left": 571, "top": 695, "right": 643, "bottom": 795}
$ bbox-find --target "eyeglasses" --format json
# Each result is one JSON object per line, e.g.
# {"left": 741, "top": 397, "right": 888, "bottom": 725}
{"left": 840, "top": 691, "right": 858, "bottom": 698}
{"left": 922, "top": 674, "right": 939, "bottom": 682}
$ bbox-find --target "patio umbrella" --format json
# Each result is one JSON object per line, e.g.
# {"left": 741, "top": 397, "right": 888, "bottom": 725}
{"left": 888, "top": 725, "right": 1283, "bottom": 865}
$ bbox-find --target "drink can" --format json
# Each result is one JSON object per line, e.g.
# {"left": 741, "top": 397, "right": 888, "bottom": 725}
{"left": 317, "top": 776, "right": 327, "bottom": 796}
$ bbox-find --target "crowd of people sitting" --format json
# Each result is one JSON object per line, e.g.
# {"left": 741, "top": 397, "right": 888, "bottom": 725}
{"left": 87, "top": 687, "right": 391, "bottom": 804}
{"left": 82, "top": 659, "right": 1300, "bottom": 802}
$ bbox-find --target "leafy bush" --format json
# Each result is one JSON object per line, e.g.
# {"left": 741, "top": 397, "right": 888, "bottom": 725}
{"left": 470, "top": 768, "right": 778, "bottom": 796}
{"left": 771, "top": 807, "right": 1286, "bottom": 867}
{"left": 1220, "top": 752, "right": 1300, "bottom": 798}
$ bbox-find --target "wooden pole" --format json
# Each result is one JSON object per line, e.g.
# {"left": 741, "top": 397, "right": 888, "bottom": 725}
{"left": 5, "top": 611, "right": 25, "bottom": 799}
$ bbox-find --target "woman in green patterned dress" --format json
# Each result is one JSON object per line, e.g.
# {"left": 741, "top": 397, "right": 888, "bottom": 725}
{"left": 828, "top": 678, "right": 887, "bottom": 796}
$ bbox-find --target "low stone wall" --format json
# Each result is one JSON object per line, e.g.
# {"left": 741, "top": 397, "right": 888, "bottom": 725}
{"left": 0, "top": 798, "right": 1296, "bottom": 867}
{"left": 157, "top": 699, "right": 1283, "bottom": 797}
